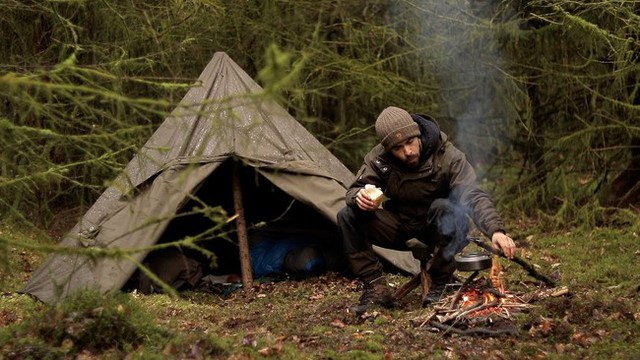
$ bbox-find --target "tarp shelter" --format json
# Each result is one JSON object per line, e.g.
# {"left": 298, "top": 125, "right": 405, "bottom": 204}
{"left": 23, "top": 52, "right": 419, "bottom": 303}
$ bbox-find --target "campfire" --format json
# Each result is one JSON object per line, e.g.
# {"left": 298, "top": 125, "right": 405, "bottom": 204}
{"left": 410, "top": 255, "right": 532, "bottom": 336}
{"left": 402, "top": 239, "right": 568, "bottom": 336}
{"left": 450, "top": 257, "right": 512, "bottom": 319}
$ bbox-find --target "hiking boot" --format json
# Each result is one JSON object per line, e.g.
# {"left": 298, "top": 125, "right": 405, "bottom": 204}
{"left": 422, "top": 282, "right": 447, "bottom": 307}
{"left": 352, "top": 276, "right": 394, "bottom": 315}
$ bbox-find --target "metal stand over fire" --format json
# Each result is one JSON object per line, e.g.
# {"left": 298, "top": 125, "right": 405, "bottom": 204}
{"left": 392, "top": 237, "right": 556, "bottom": 304}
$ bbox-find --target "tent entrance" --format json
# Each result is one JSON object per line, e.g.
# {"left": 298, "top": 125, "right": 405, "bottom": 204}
{"left": 124, "top": 159, "right": 346, "bottom": 293}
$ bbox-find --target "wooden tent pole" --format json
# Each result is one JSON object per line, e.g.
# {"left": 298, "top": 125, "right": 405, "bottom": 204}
{"left": 232, "top": 164, "right": 253, "bottom": 288}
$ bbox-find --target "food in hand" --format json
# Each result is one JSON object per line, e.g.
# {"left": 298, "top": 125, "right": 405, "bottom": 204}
{"left": 363, "top": 184, "right": 384, "bottom": 206}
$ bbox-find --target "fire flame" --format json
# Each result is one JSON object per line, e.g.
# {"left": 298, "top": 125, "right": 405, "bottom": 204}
{"left": 457, "top": 256, "right": 511, "bottom": 318}
{"left": 490, "top": 255, "right": 505, "bottom": 294}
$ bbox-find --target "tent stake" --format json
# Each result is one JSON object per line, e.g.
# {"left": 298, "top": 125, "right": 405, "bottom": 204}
{"left": 232, "top": 165, "right": 253, "bottom": 288}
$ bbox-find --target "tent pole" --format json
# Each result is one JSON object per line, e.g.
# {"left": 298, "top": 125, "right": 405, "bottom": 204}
{"left": 232, "top": 164, "right": 253, "bottom": 288}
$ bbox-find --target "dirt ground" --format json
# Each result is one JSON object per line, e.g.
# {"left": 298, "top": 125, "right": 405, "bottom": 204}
{"left": 2, "top": 220, "right": 639, "bottom": 358}
{"left": 165, "top": 269, "right": 638, "bottom": 359}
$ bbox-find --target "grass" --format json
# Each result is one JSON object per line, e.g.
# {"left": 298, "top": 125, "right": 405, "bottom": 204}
{"left": 1, "top": 220, "right": 639, "bottom": 359}
{"left": 534, "top": 228, "right": 639, "bottom": 290}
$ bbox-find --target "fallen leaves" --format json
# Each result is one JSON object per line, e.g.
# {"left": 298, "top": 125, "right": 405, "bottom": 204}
{"left": 257, "top": 337, "right": 284, "bottom": 356}
{"left": 528, "top": 316, "right": 555, "bottom": 337}
{"left": 0, "top": 309, "right": 20, "bottom": 326}
{"left": 570, "top": 332, "right": 600, "bottom": 347}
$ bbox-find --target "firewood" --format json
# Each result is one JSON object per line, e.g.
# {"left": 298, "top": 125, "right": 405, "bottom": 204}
{"left": 550, "top": 286, "right": 569, "bottom": 297}
{"left": 428, "top": 320, "right": 519, "bottom": 336}
{"left": 392, "top": 273, "right": 420, "bottom": 301}
{"left": 469, "top": 237, "right": 557, "bottom": 287}
{"left": 420, "top": 268, "right": 432, "bottom": 305}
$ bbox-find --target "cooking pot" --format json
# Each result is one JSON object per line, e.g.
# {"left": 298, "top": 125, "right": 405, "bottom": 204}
{"left": 454, "top": 252, "right": 492, "bottom": 272}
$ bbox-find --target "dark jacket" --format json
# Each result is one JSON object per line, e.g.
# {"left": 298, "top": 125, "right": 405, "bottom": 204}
{"left": 345, "top": 116, "right": 505, "bottom": 237}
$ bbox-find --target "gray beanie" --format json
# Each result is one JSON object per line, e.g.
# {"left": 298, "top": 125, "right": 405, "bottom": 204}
{"left": 375, "top": 106, "right": 421, "bottom": 150}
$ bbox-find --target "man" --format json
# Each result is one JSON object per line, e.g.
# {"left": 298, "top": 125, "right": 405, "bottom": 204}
{"left": 337, "top": 106, "right": 516, "bottom": 314}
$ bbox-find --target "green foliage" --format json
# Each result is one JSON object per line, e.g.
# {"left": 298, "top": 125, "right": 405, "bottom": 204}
{"left": 0, "top": 0, "right": 638, "bottom": 230}
{"left": 0, "top": 290, "right": 167, "bottom": 357}
{"left": 258, "top": 43, "right": 306, "bottom": 98}
{"left": 495, "top": 0, "right": 640, "bottom": 223}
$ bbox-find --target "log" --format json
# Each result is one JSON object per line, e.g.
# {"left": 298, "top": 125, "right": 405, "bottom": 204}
{"left": 392, "top": 267, "right": 433, "bottom": 303}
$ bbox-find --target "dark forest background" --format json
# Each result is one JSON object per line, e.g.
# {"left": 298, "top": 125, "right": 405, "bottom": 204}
{"left": 1, "top": 0, "right": 638, "bottom": 231}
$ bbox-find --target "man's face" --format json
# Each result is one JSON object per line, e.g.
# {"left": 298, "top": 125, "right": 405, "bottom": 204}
{"left": 390, "top": 136, "right": 421, "bottom": 167}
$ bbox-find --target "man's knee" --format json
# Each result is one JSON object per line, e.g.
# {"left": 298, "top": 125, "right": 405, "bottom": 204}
{"left": 427, "top": 198, "right": 469, "bottom": 240}
{"left": 430, "top": 198, "right": 454, "bottom": 213}
{"left": 429, "top": 198, "right": 467, "bottom": 221}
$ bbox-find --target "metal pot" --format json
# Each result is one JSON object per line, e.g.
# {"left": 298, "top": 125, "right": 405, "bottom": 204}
{"left": 454, "top": 252, "right": 492, "bottom": 272}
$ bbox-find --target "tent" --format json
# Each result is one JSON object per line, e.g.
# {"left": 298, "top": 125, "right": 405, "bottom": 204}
{"left": 22, "top": 52, "right": 418, "bottom": 303}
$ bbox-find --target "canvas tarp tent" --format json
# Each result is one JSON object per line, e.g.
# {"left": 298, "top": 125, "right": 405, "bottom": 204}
{"left": 22, "top": 52, "right": 419, "bottom": 303}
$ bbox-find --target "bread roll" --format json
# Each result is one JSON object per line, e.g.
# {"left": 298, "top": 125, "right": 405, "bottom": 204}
{"left": 363, "top": 184, "right": 384, "bottom": 205}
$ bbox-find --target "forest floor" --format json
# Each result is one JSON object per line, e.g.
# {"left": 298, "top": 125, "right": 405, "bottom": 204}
{"left": 1, "top": 221, "right": 639, "bottom": 359}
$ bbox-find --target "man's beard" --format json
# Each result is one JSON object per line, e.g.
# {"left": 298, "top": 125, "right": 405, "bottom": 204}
{"left": 405, "top": 154, "right": 420, "bottom": 167}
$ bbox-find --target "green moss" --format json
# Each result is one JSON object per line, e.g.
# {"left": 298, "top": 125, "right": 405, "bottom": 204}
{"left": 0, "top": 290, "right": 168, "bottom": 357}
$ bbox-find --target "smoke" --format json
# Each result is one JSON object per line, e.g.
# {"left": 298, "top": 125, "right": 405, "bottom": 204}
{"left": 379, "top": 1, "right": 516, "bottom": 256}
{"left": 405, "top": 1, "right": 514, "bottom": 172}
{"left": 438, "top": 201, "right": 471, "bottom": 261}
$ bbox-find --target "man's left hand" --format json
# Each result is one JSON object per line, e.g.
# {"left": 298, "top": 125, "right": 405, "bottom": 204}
{"left": 491, "top": 232, "right": 516, "bottom": 259}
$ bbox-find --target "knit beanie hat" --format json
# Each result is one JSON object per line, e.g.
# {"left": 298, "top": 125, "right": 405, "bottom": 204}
{"left": 375, "top": 106, "right": 421, "bottom": 150}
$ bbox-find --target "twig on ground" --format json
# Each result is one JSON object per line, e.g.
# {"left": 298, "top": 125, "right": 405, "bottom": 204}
{"left": 428, "top": 320, "right": 519, "bottom": 336}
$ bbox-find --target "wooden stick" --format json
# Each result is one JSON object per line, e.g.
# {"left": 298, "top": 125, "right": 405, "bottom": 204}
{"left": 441, "top": 299, "right": 483, "bottom": 323}
{"left": 469, "top": 238, "right": 556, "bottom": 287}
{"left": 392, "top": 272, "right": 420, "bottom": 301}
{"left": 232, "top": 164, "right": 253, "bottom": 288}
{"left": 393, "top": 257, "right": 434, "bottom": 302}
{"left": 428, "top": 320, "right": 518, "bottom": 336}
{"left": 449, "top": 270, "right": 480, "bottom": 310}
{"left": 443, "top": 299, "right": 499, "bottom": 323}
{"left": 420, "top": 268, "right": 433, "bottom": 306}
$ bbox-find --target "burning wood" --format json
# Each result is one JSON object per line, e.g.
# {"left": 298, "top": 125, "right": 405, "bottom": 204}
{"left": 399, "top": 239, "right": 565, "bottom": 336}
{"left": 489, "top": 256, "right": 504, "bottom": 292}
{"left": 413, "top": 257, "right": 544, "bottom": 336}
{"left": 445, "top": 256, "right": 514, "bottom": 319}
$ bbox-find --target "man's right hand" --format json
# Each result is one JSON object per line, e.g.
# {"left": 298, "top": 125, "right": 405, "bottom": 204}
{"left": 491, "top": 232, "right": 516, "bottom": 259}
{"left": 355, "top": 188, "right": 380, "bottom": 211}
